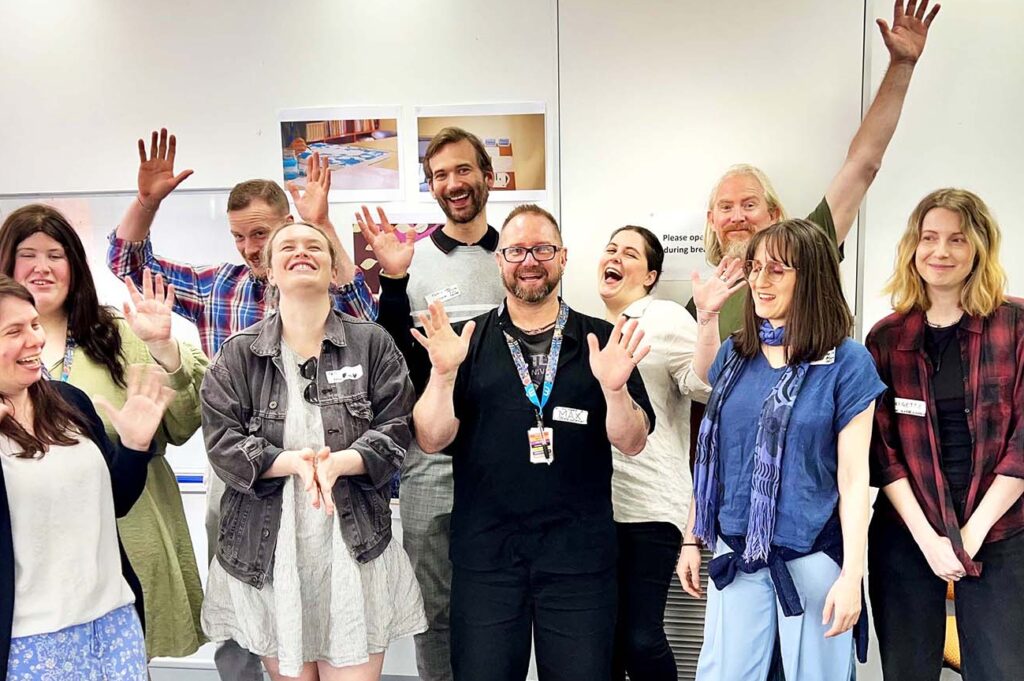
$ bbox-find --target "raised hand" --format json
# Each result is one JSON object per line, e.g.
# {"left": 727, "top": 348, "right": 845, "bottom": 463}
{"left": 877, "top": 0, "right": 940, "bottom": 66}
{"left": 287, "top": 152, "right": 331, "bottom": 226}
{"left": 355, "top": 205, "right": 416, "bottom": 277}
{"left": 123, "top": 269, "right": 175, "bottom": 344}
{"left": 691, "top": 256, "right": 747, "bottom": 314}
{"left": 136, "top": 128, "right": 193, "bottom": 209}
{"left": 587, "top": 317, "right": 650, "bottom": 393}
{"left": 93, "top": 364, "right": 176, "bottom": 451}
{"left": 410, "top": 301, "right": 476, "bottom": 377}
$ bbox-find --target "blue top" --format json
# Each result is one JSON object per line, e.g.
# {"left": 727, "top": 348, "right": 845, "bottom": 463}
{"left": 709, "top": 337, "right": 886, "bottom": 552}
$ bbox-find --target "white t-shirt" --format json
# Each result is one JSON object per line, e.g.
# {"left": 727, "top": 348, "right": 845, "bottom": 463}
{"left": 1, "top": 434, "right": 135, "bottom": 637}
{"left": 611, "top": 296, "right": 712, "bottom": 533}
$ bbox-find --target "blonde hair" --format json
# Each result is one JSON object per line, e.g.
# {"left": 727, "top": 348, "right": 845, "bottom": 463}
{"left": 703, "top": 164, "right": 788, "bottom": 265}
{"left": 262, "top": 222, "right": 339, "bottom": 307}
{"left": 884, "top": 188, "right": 1007, "bottom": 317}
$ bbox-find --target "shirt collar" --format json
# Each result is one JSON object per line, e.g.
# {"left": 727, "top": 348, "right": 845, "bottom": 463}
{"left": 621, "top": 295, "right": 655, "bottom": 319}
{"left": 430, "top": 224, "right": 499, "bottom": 254}
{"left": 251, "top": 309, "right": 348, "bottom": 357}
{"left": 897, "top": 307, "right": 983, "bottom": 351}
{"left": 497, "top": 297, "right": 578, "bottom": 340}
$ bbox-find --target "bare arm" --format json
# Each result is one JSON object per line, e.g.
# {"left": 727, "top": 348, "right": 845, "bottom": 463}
{"left": 961, "top": 476, "right": 1024, "bottom": 558}
{"left": 409, "top": 301, "right": 476, "bottom": 453}
{"left": 588, "top": 318, "right": 652, "bottom": 456}
{"left": 825, "top": 0, "right": 940, "bottom": 244}
{"left": 823, "top": 404, "right": 873, "bottom": 637}
{"left": 116, "top": 128, "right": 194, "bottom": 242}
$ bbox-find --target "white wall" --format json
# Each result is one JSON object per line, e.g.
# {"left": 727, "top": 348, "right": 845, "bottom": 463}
{"left": 860, "top": 0, "right": 1024, "bottom": 334}
{"left": 557, "top": 0, "right": 864, "bottom": 316}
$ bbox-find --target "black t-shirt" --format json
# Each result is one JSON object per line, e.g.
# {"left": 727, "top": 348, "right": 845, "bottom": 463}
{"left": 924, "top": 322, "right": 972, "bottom": 497}
{"left": 509, "top": 326, "right": 554, "bottom": 387}
{"left": 449, "top": 303, "right": 655, "bottom": 573}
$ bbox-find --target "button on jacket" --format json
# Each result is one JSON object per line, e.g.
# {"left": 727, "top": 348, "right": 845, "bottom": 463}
{"left": 200, "top": 310, "right": 415, "bottom": 589}
{"left": 867, "top": 300, "right": 1024, "bottom": 572}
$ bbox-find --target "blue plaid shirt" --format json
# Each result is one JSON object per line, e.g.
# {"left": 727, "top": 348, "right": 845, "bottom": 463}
{"left": 107, "top": 230, "right": 377, "bottom": 357}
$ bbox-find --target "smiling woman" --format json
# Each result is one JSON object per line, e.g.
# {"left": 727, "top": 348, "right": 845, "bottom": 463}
{"left": 199, "top": 221, "right": 425, "bottom": 680}
{"left": 0, "top": 274, "right": 177, "bottom": 678}
{"left": 0, "top": 204, "right": 210, "bottom": 661}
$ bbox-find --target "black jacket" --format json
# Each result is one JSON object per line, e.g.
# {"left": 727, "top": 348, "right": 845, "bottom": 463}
{"left": 0, "top": 381, "right": 152, "bottom": 671}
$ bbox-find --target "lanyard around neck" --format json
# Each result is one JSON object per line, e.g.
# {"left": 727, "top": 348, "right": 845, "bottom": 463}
{"left": 41, "top": 334, "right": 76, "bottom": 382}
{"left": 502, "top": 301, "right": 569, "bottom": 416}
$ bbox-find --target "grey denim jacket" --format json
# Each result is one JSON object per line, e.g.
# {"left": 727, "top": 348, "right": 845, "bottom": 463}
{"left": 200, "top": 310, "right": 415, "bottom": 589}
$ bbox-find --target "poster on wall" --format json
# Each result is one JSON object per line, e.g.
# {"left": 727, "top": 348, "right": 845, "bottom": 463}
{"left": 350, "top": 212, "right": 445, "bottom": 295}
{"left": 279, "top": 106, "right": 403, "bottom": 202}
{"left": 648, "top": 210, "right": 714, "bottom": 281}
{"left": 414, "top": 102, "right": 548, "bottom": 203}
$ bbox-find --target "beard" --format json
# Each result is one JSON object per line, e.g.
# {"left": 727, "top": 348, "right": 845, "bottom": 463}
{"left": 503, "top": 263, "right": 562, "bottom": 303}
{"left": 721, "top": 233, "right": 751, "bottom": 259}
{"left": 437, "top": 179, "right": 489, "bottom": 224}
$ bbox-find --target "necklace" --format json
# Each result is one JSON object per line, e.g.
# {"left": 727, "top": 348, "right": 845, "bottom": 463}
{"left": 925, "top": 313, "right": 963, "bottom": 329}
{"left": 520, "top": 320, "right": 556, "bottom": 335}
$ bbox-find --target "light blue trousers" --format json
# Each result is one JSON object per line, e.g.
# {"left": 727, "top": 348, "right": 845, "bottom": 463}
{"left": 696, "top": 539, "right": 854, "bottom": 681}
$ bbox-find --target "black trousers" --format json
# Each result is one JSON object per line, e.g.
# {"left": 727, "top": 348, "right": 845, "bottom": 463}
{"left": 868, "top": 512, "right": 1024, "bottom": 681}
{"left": 451, "top": 561, "right": 617, "bottom": 681}
{"left": 611, "top": 521, "right": 681, "bottom": 681}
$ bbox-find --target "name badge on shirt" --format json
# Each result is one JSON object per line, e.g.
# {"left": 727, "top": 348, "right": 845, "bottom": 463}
{"left": 894, "top": 397, "right": 927, "bottom": 417}
{"left": 327, "top": 365, "right": 364, "bottom": 383}
{"left": 425, "top": 285, "right": 462, "bottom": 305}
{"left": 810, "top": 348, "right": 837, "bottom": 366}
{"left": 553, "top": 406, "right": 588, "bottom": 425}
{"left": 528, "top": 427, "right": 554, "bottom": 465}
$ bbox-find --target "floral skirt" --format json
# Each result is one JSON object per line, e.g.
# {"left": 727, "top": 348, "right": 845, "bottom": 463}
{"left": 6, "top": 604, "right": 146, "bottom": 680}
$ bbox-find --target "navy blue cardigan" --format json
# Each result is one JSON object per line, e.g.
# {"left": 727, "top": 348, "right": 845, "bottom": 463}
{"left": 0, "top": 381, "right": 152, "bottom": 672}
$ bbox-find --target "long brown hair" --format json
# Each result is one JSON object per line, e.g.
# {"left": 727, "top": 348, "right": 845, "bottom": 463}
{"left": 734, "top": 219, "right": 853, "bottom": 365}
{"left": 0, "top": 276, "right": 90, "bottom": 458}
{"left": 0, "top": 204, "right": 127, "bottom": 386}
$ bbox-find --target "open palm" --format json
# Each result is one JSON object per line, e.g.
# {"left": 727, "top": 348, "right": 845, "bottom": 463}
{"left": 587, "top": 317, "right": 649, "bottom": 392}
{"left": 94, "top": 365, "right": 175, "bottom": 451}
{"left": 877, "top": 0, "right": 940, "bottom": 65}
{"left": 410, "top": 301, "right": 475, "bottom": 376}
{"left": 137, "top": 128, "right": 193, "bottom": 207}
{"left": 356, "top": 205, "right": 416, "bottom": 277}
{"left": 123, "top": 269, "right": 175, "bottom": 344}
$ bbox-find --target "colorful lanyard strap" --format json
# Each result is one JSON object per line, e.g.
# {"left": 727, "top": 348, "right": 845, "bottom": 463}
{"left": 42, "top": 335, "right": 76, "bottom": 383}
{"left": 502, "top": 300, "right": 570, "bottom": 426}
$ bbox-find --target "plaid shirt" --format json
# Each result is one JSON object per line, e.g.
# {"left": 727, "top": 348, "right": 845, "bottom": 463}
{"left": 107, "top": 230, "right": 378, "bottom": 358}
{"left": 866, "top": 300, "right": 1024, "bottom": 575}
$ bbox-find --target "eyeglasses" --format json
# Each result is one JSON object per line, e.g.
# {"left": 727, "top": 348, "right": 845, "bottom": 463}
{"left": 499, "top": 244, "right": 561, "bottom": 263}
{"left": 743, "top": 259, "right": 797, "bottom": 282}
{"left": 299, "top": 356, "right": 319, "bottom": 405}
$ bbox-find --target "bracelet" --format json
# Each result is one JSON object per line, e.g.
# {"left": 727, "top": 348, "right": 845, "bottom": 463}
{"left": 136, "top": 195, "right": 155, "bottom": 213}
{"left": 682, "top": 541, "right": 701, "bottom": 547}
{"left": 695, "top": 308, "right": 720, "bottom": 316}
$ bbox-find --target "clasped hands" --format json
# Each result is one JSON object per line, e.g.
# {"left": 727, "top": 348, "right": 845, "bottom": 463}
{"left": 284, "top": 447, "right": 361, "bottom": 516}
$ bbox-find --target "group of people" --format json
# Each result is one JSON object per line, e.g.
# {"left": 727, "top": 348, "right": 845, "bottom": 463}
{"left": 1, "top": 2, "right": 1021, "bottom": 681}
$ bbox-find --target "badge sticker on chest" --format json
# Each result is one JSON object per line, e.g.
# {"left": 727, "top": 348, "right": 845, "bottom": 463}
{"left": 424, "top": 285, "right": 462, "bottom": 305}
{"left": 810, "top": 348, "right": 837, "bottom": 366}
{"left": 552, "top": 407, "right": 588, "bottom": 425}
{"left": 894, "top": 397, "right": 927, "bottom": 417}
{"left": 326, "top": 365, "right": 364, "bottom": 383}
{"left": 528, "top": 427, "right": 554, "bottom": 465}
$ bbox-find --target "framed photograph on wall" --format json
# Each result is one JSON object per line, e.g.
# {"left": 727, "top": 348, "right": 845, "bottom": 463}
{"left": 413, "top": 102, "right": 548, "bottom": 203}
{"left": 278, "top": 106, "right": 403, "bottom": 202}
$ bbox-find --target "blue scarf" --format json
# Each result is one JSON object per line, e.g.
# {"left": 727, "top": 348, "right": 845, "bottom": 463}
{"left": 693, "top": 320, "right": 810, "bottom": 562}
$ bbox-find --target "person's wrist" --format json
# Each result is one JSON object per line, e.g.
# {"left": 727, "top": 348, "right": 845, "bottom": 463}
{"left": 380, "top": 269, "right": 408, "bottom": 279}
{"left": 121, "top": 434, "right": 151, "bottom": 451}
{"left": 136, "top": 194, "right": 157, "bottom": 213}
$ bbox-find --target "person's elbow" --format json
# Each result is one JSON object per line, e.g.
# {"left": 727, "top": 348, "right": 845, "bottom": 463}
{"left": 615, "top": 428, "right": 648, "bottom": 457}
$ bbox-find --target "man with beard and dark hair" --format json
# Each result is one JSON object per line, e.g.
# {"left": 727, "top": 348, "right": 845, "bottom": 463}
{"left": 356, "top": 126, "right": 505, "bottom": 681}
{"left": 409, "top": 204, "right": 655, "bottom": 681}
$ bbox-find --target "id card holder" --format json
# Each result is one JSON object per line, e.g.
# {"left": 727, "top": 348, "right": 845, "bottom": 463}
{"left": 528, "top": 427, "right": 554, "bottom": 465}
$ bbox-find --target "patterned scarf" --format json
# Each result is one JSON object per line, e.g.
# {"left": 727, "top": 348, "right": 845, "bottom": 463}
{"left": 693, "top": 320, "right": 810, "bottom": 562}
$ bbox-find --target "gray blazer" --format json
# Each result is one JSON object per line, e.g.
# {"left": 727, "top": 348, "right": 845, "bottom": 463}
{"left": 201, "top": 309, "right": 414, "bottom": 589}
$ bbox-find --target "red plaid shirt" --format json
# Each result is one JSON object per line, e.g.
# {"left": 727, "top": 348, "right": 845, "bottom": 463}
{"left": 867, "top": 300, "right": 1024, "bottom": 575}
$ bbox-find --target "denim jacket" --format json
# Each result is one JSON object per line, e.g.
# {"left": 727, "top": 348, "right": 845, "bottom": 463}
{"left": 200, "top": 310, "right": 415, "bottom": 589}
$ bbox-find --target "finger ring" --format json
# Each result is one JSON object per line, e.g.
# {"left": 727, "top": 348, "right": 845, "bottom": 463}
{"left": 719, "top": 274, "right": 729, "bottom": 281}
